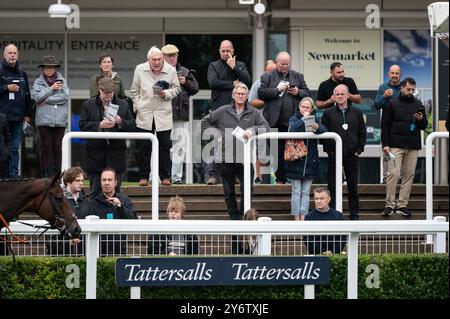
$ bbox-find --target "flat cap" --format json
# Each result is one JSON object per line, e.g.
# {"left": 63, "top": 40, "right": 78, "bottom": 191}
{"left": 161, "top": 44, "right": 179, "bottom": 55}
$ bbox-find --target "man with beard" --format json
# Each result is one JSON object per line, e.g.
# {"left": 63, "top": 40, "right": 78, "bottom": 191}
{"left": 375, "top": 64, "right": 403, "bottom": 183}
{"left": 316, "top": 62, "right": 361, "bottom": 110}
{"left": 381, "top": 77, "right": 427, "bottom": 217}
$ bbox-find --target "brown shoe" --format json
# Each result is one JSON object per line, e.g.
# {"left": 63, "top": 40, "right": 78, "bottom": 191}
{"left": 138, "top": 179, "right": 149, "bottom": 186}
{"left": 206, "top": 177, "right": 217, "bottom": 185}
{"left": 161, "top": 178, "right": 171, "bottom": 186}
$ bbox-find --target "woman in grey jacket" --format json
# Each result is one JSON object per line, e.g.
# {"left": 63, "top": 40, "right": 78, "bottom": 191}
{"left": 31, "top": 55, "right": 69, "bottom": 177}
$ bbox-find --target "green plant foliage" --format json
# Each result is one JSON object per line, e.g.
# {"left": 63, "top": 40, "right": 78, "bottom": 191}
{"left": 0, "top": 254, "right": 447, "bottom": 299}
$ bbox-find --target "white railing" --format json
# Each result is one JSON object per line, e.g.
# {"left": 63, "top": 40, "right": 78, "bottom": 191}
{"left": 8, "top": 217, "right": 448, "bottom": 299}
{"left": 244, "top": 132, "right": 343, "bottom": 212}
{"left": 425, "top": 132, "right": 449, "bottom": 244}
{"left": 61, "top": 132, "right": 160, "bottom": 220}
{"left": 425, "top": 132, "right": 449, "bottom": 221}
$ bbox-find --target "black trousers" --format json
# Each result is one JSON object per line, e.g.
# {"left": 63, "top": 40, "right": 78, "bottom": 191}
{"left": 273, "top": 125, "right": 288, "bottom": 183}
{"left": 327, "top": 155, "right": 360, "bottom": 218}
{"left": 136, "top": 126, "right": 172, "bottom": 180}
{"left": 219, "top": 163, "right": 253, "bottom": 254}
{"left": 0, "top": 160, "right": 8, "bottom": 178}
{"left": 218, "top": 163, "right": 254, "bottom": 220}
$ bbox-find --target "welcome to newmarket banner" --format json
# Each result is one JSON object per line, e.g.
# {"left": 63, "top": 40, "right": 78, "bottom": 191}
{"left": 302, "top": 30, "right": 381, "bottom": 90}
{"left": 116, "top": 257, "right": 330, "bottom": 287}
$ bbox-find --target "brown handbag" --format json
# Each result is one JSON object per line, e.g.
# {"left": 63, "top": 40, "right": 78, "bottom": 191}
{"left": 284, "top": 139, "right": 308, "bottom": 161}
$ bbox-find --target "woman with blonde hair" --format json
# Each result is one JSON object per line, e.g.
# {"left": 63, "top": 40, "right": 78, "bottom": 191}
{"left": 148, "top": 196, "right": 199, "bottom": 255}
{"left": 285, "top": 97, "right": 327, "bottom": 221}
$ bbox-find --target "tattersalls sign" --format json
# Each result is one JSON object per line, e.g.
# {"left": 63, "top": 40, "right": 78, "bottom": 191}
{"left": 303, "top": 30, "right": 381, "bottom": 90}
{"left": 115, "top": 257, "right": 330, "bottom": 287}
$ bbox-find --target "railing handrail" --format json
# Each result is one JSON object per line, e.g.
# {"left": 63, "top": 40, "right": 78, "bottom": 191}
{"left": 425, "top": 131, "right": 449, "bottom": 221}
{"left": 244, "top": 132, "right": 343, "bottom": 213}
{"left": 61, "top": 131, "right": 160, "bottom": 220}
{"left": 9, "top": 219, "right": 449, "bottom": 234}
{"left": 8, "top": 218, "right": 448, "bottom": 300}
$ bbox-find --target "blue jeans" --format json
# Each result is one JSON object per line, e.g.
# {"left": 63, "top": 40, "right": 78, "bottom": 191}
{"left": 291, "top": 178, "right": 313, "bottom": 216}
{"left": 8, "top": 121, "right": 23, "bottom": 177}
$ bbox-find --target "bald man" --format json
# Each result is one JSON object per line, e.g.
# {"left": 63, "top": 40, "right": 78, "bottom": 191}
{"left": 374, "top": 65, "right": 402, "bottom": 111}
{"left": 321, "top": 84, "right": 366, "bottom": 220}
{"left": 258, "top": 51, "right": 311, "bottom": 184}
{"left": 205, "top": 40, "right": 252, "bottom": 185}
{"left": 0, "top": 44, "right": 33, "bottom": 177}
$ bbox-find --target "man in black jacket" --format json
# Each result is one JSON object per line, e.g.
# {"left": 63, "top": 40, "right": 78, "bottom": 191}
{"left": 258, "top": 51, "right": 311, "bottom": 184}
{"left": 79, "top": 77, "right": 135, "bottom": 197}
{"left": 321, "top": 84, "right": 366, "bottom": 220}
{"left": 381, "top": 77, "right": 427, "bottom": 217}
{"left": 85, "top": 167, "right": 136, "bottom": 256}
{"left": 0, "top": 112, "right": 11, "bottom": 178}
{"left": 0, "top": 44, "right": 33, "bottom": 177}
{"left": 206, "top": 40, "right": 252, "bottom": 185}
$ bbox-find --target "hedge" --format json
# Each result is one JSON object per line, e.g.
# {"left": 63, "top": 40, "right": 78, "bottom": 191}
{"left": 0, "top": 254, "right": 447, "bottom": 299}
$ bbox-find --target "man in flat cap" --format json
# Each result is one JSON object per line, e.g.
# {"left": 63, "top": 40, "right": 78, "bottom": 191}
{"left": 79, "top": 77, "right": 136, "bottom": 197}
{"left": 161, "top": 44, "right": 199, "bottom": 184}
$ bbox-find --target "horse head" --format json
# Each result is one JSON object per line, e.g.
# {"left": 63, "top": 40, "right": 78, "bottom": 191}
{"left": 38, "top": 172, "right": 82, "bottom": 240}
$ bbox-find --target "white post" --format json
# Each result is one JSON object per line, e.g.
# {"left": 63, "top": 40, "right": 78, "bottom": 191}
{"left": 130, "top": 287, "right": 141, "bottom": 299}
{"left": 347, "top": 232, "right": 359, "bottom": 299}
{"left": 425, "top": 132, "right": 449, "bottom": 244}
{"left": 257, "top": 217, "right": 272, "bottom": 256}
{"left": 426, "top": 132, "right": 449, "bottom": 221}
{"left": 85, "top": 215, "right": 100, "bottom": 299}
{"left": 433, "top": 216, "right": 447, "bottom": 253}
{"left": 304, "top": 285, "right": 315, "bottom": 299}
{"left": 61, "top": 131, "right": 159, "bottom": 219}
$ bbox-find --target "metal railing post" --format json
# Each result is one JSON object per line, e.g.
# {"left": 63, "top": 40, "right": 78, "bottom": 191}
{"left": 61, "top": 131, "right": 159, "bottom": 219}
{"left": 425, "top": 132, "right": 449, "bottom": 244}
{"left": 347, "top": 232, "right": 359, "bottom": 299}
{"left": 244, "top": 132, "right": 343, "bottom": 213}
{"left": 257, "top": 217, "right": 272, "bottom": 256}
{"left": 433, "top": 216, "right": 447, "bottom": 253}
{"left": 85, "top": 215, "right": 100, "bottom": 299}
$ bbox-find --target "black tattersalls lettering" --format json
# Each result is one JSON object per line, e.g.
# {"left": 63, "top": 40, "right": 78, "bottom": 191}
{"left": 308, "top": 51, "right": 376, "bottom": 61}
{"left": 70, "top": 40, "right": 139, "bottom": 51}
{"left": 1, "top": 40, "right": 64, "bottom": 51}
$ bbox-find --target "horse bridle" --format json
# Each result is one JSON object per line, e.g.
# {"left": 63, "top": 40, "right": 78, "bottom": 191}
{"left": 34, "top": 182, "right": 78, "bottom": 237}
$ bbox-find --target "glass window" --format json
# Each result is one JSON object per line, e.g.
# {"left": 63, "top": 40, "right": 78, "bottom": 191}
{"left": 165, "top": 34, "right": 253, "bottom": 89}
{"left": 268, "top": 33, "right": 288, "bottom": 60}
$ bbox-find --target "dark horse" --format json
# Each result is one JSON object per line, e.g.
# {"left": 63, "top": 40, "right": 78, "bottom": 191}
{"left": 0, "top": 173, "right": 81, "bottom": 240}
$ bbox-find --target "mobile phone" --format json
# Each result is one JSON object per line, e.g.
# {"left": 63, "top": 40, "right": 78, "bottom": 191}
{"left": 55, "top": 79, "right": 63, "bottom": 83}
{"left": 289, "top": 84, "right": 296, "bottom": 88}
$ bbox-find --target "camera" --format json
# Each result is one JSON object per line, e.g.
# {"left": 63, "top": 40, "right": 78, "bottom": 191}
{"left": 289, "top": 84, "right": 296, "bottom": 88}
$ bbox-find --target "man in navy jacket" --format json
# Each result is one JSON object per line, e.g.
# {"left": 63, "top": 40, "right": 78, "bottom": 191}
{"left": 0, "top": 44, "right": 33, "bottom": 177}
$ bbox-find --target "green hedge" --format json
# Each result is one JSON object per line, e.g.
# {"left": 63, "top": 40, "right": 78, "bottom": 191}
{"left": 0, "top": 254, "right": 447, "bottom": 299}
